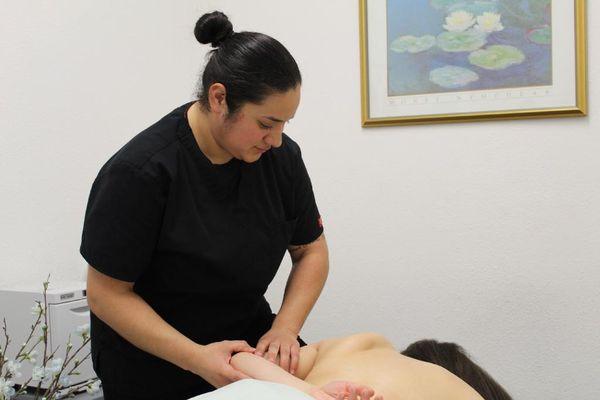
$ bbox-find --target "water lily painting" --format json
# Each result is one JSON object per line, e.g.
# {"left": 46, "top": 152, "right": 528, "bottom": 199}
{"left": 359, "top": 0, "right": 587, "bottom": 126}
{"left": 388, "top": 0, "right": 552, "bottom": 96}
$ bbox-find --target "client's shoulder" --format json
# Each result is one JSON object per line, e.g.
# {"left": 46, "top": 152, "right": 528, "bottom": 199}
{"left": 344, "top": 332, "right": 392, "bottom": 347}
{"left": 317, "top": 332, "right": 394, "bottom": 355}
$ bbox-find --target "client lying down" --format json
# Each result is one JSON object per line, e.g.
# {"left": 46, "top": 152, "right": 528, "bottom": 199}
{"left": 196, "top": 332, "right": 513, "bottom": 400}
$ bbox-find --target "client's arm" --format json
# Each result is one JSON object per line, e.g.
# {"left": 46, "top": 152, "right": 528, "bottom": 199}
{"left": 230, "top": 352, "right": 317, "bottom": 395}
{"left": 230, "top": 352, "right": 382, "bottom": 399}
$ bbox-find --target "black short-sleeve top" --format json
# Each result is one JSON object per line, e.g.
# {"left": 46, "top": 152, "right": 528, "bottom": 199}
{"left": 80, "top": 101, "right": 323, "bottom": 348}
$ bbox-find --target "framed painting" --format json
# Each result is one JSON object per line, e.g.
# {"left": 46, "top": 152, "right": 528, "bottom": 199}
{"left": 359, "top": 0, "right": 587, "bottom": 126}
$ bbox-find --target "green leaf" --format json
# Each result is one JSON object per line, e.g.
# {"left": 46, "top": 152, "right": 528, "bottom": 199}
{"left": 528, "top": 25, "right": 551, "bottom": 45}
{"left": 468, "top": 45, "right": 525, "bottom": 70}
{"left": 437, "top": 30, "right": 487, "bottom": 52}
{"left": 391, "top": 35, "right": 436, "bottom": 53}
{"left": 429, "top": 65, "right": 479, "bottom": 88}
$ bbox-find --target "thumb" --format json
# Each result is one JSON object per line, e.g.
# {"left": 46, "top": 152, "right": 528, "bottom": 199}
{"left": 231, "top": 340, "right": 255, "bottom": 353}
{"left": 255, "top": 337, "right": 271, "bottom": 356}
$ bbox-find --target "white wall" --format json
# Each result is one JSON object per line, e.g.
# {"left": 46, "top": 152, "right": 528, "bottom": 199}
{"left": 1, "top": 1, "right": 598, "bottom": 399}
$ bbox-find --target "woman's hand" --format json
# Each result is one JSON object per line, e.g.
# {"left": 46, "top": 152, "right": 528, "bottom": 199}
{"left": 254, "top": 325, "right": 300, "bottom": 374}
{"left": 320, "top": 380, "right": 384, "bottom": 400}
{"left": 189, "top": 340, "right": 255, "bottom": 388}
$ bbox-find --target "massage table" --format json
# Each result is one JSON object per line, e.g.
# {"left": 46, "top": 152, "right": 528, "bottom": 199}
{"left": 189, "top": 379, "right": 314, "bottom": 400}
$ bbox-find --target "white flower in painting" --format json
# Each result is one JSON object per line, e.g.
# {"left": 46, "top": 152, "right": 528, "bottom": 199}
{"left": 443, "top": 10, "right": 476, "bottom": 32}
{"left": 475, "top": 12, "right": 504, "bottom": 33}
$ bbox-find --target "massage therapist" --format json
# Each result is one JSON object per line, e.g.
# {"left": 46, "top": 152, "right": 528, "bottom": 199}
{"left": 80, "top": 11, "right": 328, "bottom": 400}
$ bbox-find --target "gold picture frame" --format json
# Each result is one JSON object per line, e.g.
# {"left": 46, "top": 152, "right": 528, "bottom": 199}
{"left": 359, "top": 0, "right": 587, "bottom": 127}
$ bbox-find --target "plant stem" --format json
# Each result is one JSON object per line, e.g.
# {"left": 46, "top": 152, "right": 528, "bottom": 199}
{"left": 43, "top": 341, "right": 91, "bottom": 400}
{"left": 14, "top": 307, "right": 43, "bottom": 362}
{"left": 34, "top": 278, "right": 51, "bottom": 399}
{"left": 0, "top": 318, "right": 10, "bottom": 373}
{"left": 60, "top": 377, "right": 100, "bottom": 399}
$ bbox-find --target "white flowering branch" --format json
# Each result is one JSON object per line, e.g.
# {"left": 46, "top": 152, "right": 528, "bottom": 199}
{"left": 1, "top": 318, "right": 11, "bottom": 371}
{"left": 0, "top": 277, "right": 99, "bottom": 400}
{"left": 32, "top": 278, "right": 51, "bottom": 399}
{"left": 13, "top": 302, "right": 44, "bottom": 363}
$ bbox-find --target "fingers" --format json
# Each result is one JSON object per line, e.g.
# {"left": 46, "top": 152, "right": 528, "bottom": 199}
{"left": 290, "top": 344, "right": 300, "bottom": 375}
{"left": 230, "top": 340, "right": 255, "bottom": 353}
{"left": 266, "top": 341, "right": 280, "bottom": 363}
{"left": 254, "top": 339, "right": 267, "bottom": 357}
{"left": 256, "top": 338, "right": 281, "bottom": 364}
{"left": 279, "top": 343, "right": 291, "bottom": 372}
{"left": 346, "top": 387, "right": 357, "bottom": 400}
{"left": 358, "top": 387, "right": 375, "bottom": 398}
{"left": 360, "top": 392, "right": 382, "bottom": 400}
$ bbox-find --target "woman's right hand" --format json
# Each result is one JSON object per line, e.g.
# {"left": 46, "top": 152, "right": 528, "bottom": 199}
{"left": 189, "top": 340, "right": 256, "bottom": 388}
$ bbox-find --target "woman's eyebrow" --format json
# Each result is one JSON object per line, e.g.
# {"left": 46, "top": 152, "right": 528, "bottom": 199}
{"left": 262, "top": 115, "right": 294, "bottom": 123}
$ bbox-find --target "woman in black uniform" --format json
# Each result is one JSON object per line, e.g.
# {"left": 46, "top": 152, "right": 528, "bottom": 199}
{"left": 80, "top": 11, "right": 329, "bottom": 400}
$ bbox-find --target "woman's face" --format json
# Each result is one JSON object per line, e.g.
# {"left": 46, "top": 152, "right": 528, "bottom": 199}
{"left": 218, "top": 85, "right": 301, "bottom": 163}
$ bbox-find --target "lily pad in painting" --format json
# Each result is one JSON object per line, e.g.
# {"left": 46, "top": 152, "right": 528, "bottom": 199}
{"left": 429, "top": 65, "right": 479, "bottom": 88}
{"left": 437, "top": 30, "right": 487, "bottom": 52}
{"left": 528, "top": 26, "right": 551, "bottom": 45}
{"left": 391, "top": 35, "right": 436, "bottom": 53}
{"left": 468, "top": 45, "right": 525, "bottom": 70}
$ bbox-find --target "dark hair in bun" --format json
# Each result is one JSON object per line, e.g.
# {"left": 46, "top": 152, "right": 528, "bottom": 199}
{"left": 194, "top": 11, "right": 234, "bottom": 48}
{"left": 194, "top": 11, "right": 302, "bottom": 118}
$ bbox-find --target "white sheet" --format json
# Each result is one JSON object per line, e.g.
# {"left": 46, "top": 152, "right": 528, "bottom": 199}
{"left": 190, "top": 379, "right": 314, "bottom": 400}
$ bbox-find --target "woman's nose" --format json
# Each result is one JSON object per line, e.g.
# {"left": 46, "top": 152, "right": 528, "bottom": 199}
{"left": 264, "top": 129, "right": 283, "bottom": 148}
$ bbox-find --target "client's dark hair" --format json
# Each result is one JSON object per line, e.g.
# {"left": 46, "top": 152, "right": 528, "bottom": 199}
{"left": 401, "top": 340, "right": 513, "bottom": 400}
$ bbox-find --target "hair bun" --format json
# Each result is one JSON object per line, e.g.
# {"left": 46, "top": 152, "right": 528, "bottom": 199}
{"left": 194, "top": 11, "right": 234, "bottom": 48}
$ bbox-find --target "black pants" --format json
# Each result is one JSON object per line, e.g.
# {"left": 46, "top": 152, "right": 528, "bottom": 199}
{"left": 98, "top": 314, "right": 306, "bottom": 400}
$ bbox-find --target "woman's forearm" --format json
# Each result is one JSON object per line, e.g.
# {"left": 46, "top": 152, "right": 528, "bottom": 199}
{"left": 86, "top": 266, "right": 200, "bottom": 372}
{"left": 230, "top": 352, "right": 315, "bottom": 394}
{"left": 276, "top": 235, "right": 329, "bottom": 333}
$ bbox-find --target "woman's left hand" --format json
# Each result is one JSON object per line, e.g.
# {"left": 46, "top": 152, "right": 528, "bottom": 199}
{"left": 254, "top": 325, "right": 300, "bottom": 374}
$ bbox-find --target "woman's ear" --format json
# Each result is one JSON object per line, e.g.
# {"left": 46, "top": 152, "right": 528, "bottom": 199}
{"left": 208, "top": 82, "right": 228, "bottom": 117}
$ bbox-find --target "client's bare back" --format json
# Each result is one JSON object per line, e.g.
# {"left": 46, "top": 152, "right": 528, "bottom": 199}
{"left": 300, "top": 333, "right": 484, "bottom": 400}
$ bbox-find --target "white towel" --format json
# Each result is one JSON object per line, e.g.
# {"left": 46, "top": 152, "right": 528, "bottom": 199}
{"left": 190, "top": 379, "right": 314, "bottom": 400}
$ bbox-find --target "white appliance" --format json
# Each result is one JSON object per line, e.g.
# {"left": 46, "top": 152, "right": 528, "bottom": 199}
{"left": 0, "top": 281, "right": 96, "bottom": 389}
